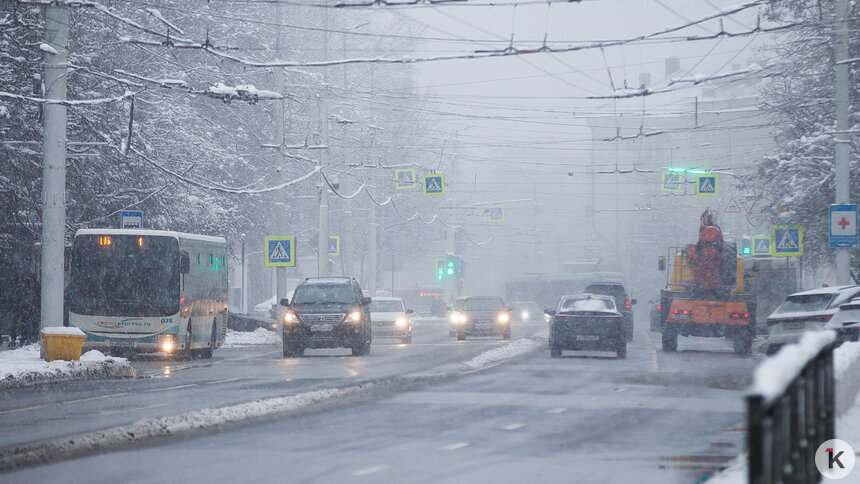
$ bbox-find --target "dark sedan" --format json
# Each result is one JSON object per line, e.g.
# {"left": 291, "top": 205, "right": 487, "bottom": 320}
{"left": 546, "top": 293, "right": 626, "bottom": 359}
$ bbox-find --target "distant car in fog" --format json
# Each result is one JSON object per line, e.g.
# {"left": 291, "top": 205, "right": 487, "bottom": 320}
{"left": 649, "top": 300, "right": 661, "bottom": 332}
{"left": 584, "top": 282, "right": 636, "bottom": 340}
{"left": 546, "top": 293, "right": 626, "bottom": 359}
{"left": 369, "top": 297, "right": 413, "bottom": 344}
{"left": 449, "top": 296, "right": 512, "bottom": 341}
{"left": 510, "top": 301, "right": 542, "bottom": 323}
{"left": 227, "top": 305, "right": 276, "bottom": 332}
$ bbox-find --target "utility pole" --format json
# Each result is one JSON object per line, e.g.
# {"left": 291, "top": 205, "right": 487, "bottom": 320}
{"left": 274, "top": 2, "right": 289, "bottom": 300}
{"left": 366, "top": 63, "right": 377, "bottom": 293}
{"left": 40, "top": 4, "right": 69, "bottom": 330}
{"left": 317, "top": 2, "right": 330, "bottom": 278}
{"left": 834, "top": 0, "right": 852, "bottom": 285}
{"left": 240, "top": 234, "right": 247, "bottom": 313}
{"left": 341, "top": 32, "right": 355, "bottom": 277}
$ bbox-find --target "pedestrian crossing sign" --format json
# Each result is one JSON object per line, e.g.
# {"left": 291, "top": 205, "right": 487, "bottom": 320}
{"left": 695, "top": 174, "right": 718, "bottom": 196}
{"left": 423, "top": 173, "right": 445, "bottom": 196}
{"left": 752, "top": 236, "right": 771, "bottom": 256}
{"left": 771, "top": 225, "right": 803, "bottom": 257}
{"left": 661, "top": 171, "right": 682, "bottom": 193}
{"left": 488, "top": 206, "right": 504, "bottom": 222}
{"left": 328, "top": 235, "right": 340, "bottom": 256}
{"left": 395, "top": 169, "right": 416, "bottom": 190}
{"left": 265, "top": 236, "right": 296, "bottom": 267}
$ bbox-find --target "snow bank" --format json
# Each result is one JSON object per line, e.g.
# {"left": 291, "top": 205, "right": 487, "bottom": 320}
{"left": 834, "top": 341, "right": 860, "bottom": 416}
{"left": 752, "top": 330, "right": 836, "bottom": 403}
{"left": 464, "top": 338, "right": 540, "bottom": 369}
{"left": 705, "top": 453, "right": 746, "bottom": 484}
{"left": 0, "top": 345, "right": 135, "bottom": 390}
{"left": 222, "top": 328, "right": 280, "bottom": 347}
{"left": 0, "top": 384, "right": 369, "bottom": 472}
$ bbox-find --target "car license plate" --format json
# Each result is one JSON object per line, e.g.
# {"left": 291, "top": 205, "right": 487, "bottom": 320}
{"left": 576, "top": 335, "right": 599, "bottom": 341}
{"left": 784, "top": 322, "right": 804, "bottom": 330}
{"left": 312, "top": 324, "right": 333, "bottom": 332}
{"left": 110, "top": 339, "right": 134, "bottom": 347}
{"left": 476, "top": 323, "right": 492, "bottom": 330}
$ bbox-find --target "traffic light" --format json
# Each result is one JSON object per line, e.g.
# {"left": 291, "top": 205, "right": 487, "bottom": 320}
{"left": 741, "top": 236, "right": 751, "bottom": 256}
{"left": 446, "top": 256, "right": 456, "bottom": 276}
{"left": 436, "top": 259, "right": 445, "bottom": 280}
{"left": 456, "top": 255, "right": 466, "bottom": 279}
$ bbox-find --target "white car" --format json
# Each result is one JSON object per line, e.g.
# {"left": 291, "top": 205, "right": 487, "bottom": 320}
{"left": 369, "top": 297, "right": 413, "bottom": 344}
{"left": 824, "top": 297, "right": 860, "bottom": 345}
{"left": 764, "top": 285, "right": 860, "bottom": 355}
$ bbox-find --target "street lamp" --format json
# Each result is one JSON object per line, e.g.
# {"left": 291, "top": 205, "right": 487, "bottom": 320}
{"left": 240, "top": 233, "right": 246, "bottom": 314}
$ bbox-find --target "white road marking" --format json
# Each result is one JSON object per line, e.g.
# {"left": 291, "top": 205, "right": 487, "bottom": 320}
{"left": 144, "top": 383, "right": 198, "bottom": 393}
{"left": 353, "top": 465, "right": 389, "bottom": 476}
{"left": 504, "top": 423, "right": 525, "bottom": 430}
{"left": 645, "top": 327, "right": 659, "bottom": 372}
{"left": 442, "top": 442, "right": 470, "bottom": 450}
{"left": 100, "top": 403, "right": 167, "bottom": 416}
{"left": 0, "top": 404, "right": 45, "bottom": 415}
{"left": 548, "top": 407, "right": 567, "bottom": 414}
{"left": 62, "top": 392, "right": 131, "bottom": 405}
{"left": 205, "top": 377, "right": 250, "bottom": 384}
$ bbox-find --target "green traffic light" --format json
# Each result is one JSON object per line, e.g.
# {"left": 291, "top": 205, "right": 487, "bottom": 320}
{"left": 447, "top": 268, "right": 454, "bottom": 275}
{"left": 742, "top": 247, "right": 751, "bottom": 255}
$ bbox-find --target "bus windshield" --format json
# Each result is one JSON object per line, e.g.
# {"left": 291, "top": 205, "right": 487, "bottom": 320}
{"left": 69, "top": 235, "right": 180, "bottom": 317}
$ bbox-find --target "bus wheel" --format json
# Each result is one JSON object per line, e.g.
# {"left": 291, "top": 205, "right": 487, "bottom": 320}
{"left": 201, "top": 320, "right": 216, "bottom": 359}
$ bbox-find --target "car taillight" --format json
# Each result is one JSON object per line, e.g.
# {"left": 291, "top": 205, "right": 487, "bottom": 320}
{"left": 657, "top": 305, "right": 662, "bottom": 310}
{"left": 625, "top": 300, "right": 631, "bottom": 310}
{"left": 809, "top": 314, "right": 833, "bottom": 322}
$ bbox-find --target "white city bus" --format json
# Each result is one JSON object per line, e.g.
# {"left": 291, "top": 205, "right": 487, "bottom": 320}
{"left": 68, "top": 228, "right": 228, "bottom": 358}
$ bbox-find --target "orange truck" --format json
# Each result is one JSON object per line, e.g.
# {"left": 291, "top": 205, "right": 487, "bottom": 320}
{"left": 657, "top": 210, "right": 756, "bottom": 355}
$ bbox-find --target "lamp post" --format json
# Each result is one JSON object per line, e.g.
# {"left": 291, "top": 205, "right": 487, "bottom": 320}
{"left": 240, "top": 233, "right": 247, "bottom": 314}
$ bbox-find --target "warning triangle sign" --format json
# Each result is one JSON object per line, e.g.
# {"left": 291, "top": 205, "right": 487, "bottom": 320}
{"left": 755, "top": 239, "right": 769, "bottom": 253}
{"left": 427, "top": 178, "right": 441, "bottom": 192}
{"left": 725, "top": 197, "right": 742, "bottom": 214}
{"left": 700, "top": 178, "right": 714, "bottom": 192}
{"left": 777, "top": 231, "right": 798, "bottom": 250}
{"left": 270, "top": 241, "right": 289, "bottom": 260}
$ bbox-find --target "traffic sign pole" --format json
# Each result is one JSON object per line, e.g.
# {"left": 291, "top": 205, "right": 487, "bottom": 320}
{"left": 835, "top": 0, "right": 852, "bottom": 284}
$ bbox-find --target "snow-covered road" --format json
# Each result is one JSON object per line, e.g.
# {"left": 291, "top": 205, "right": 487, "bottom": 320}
{"left": 0, "top": 314, "right": 763, "bottom": 482}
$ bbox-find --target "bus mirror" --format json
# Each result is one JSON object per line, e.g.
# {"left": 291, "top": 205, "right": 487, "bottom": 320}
{"left": 180, "top": 251, "right": 190, "bottom": 274}
{"left": 658, "top": 256, "right": 666, "bottom": 272}
{"left": 279, "top": 298, "right": 290, "bottom": 307}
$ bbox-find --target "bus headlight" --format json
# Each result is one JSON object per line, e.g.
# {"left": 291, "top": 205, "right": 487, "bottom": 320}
{"left": 395, "top": 317, "right": 407, "bottom": 327}
{"left": 162, "top": 341, "right": 174, "bottom": 353}
{"left": 349, "top": 311, "right": 363, "bottom": 323}
{"left": 497, "top": 313, "right": 510, "bottom": 324}
{"left": 158, "top": 334, "right": 177, "bottom": 353}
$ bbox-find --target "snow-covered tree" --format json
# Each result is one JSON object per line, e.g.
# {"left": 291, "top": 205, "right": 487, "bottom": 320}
{"left": 744, "top": 0, "right": 859, "bottom": 276}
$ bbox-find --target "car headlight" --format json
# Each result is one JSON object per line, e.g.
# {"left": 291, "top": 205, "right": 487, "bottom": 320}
{"left": 349, "top": 311, "right": 363, "bottom": 323}
{"left": 521, "top": 310, "right": 529, "bottom": 321}
{"left": 395, "top": 317, "right": 407, "bottom": 327}
{"left": 450, "top": 312, "right": 467, "bottom": 324}
{"left": 497, "top": 312, "right": 510, "bottom": 324}
{"left": 283, "top": 312, "right": 297, "bottom": 324}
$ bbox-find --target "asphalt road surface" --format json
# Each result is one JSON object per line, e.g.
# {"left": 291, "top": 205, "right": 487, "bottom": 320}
{"left": 1, "top": 315, "right": 761, "bottom": 483}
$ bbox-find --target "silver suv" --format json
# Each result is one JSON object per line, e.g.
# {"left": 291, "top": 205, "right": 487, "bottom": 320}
{"left": 764, "top": 285, "right": 860, "bottom": 355}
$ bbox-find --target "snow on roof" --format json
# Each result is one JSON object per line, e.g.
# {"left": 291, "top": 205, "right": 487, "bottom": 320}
{"left": 790, "top": 285, "right": 858, "bottom": 296}
{"left": 371, "top": 296, "right": 403, "bottom": 301}
{"left": 40, "top": 327, "right": 85, "bottom": 336}
{"left": 75, "top": 228, "right": 226, "bottom": 244}
{"left": 301, "top": 277, "right": 353, "bottom": 285}
{"left": 751, "top": 330, "right": 836, "bottom": 403}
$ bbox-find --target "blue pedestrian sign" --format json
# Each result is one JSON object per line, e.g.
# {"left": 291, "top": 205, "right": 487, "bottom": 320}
{"left": 830, "top": 204, "right": 859, "bottom": 248}
{"left": 265, "top": 236, "right": 296, "bottom": 267}
{"left": 695, "top": 174, "right": 718, "bottom": 196}
{"left": 752, "top": 236, "right": 771, "bottom": 256}
{"left": 395, "top": 169, "right": 416, "bottom": 190}
{"left": 328, "top": 235, "right": 340, "bottom": 256}
{"left": 771, "top": 225, "right": 803, "bottom": 257}
{"left": 488, "top": 206, "right": 504, "bottom": 222}
{"left": 120, "top": 210, "right": 143, "bottom": 229}
{"left": 423, "top": 173, "right": 445, "bottom": 196}
{"left": 660, "top": 171, "right": 682, "bottom": 193}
